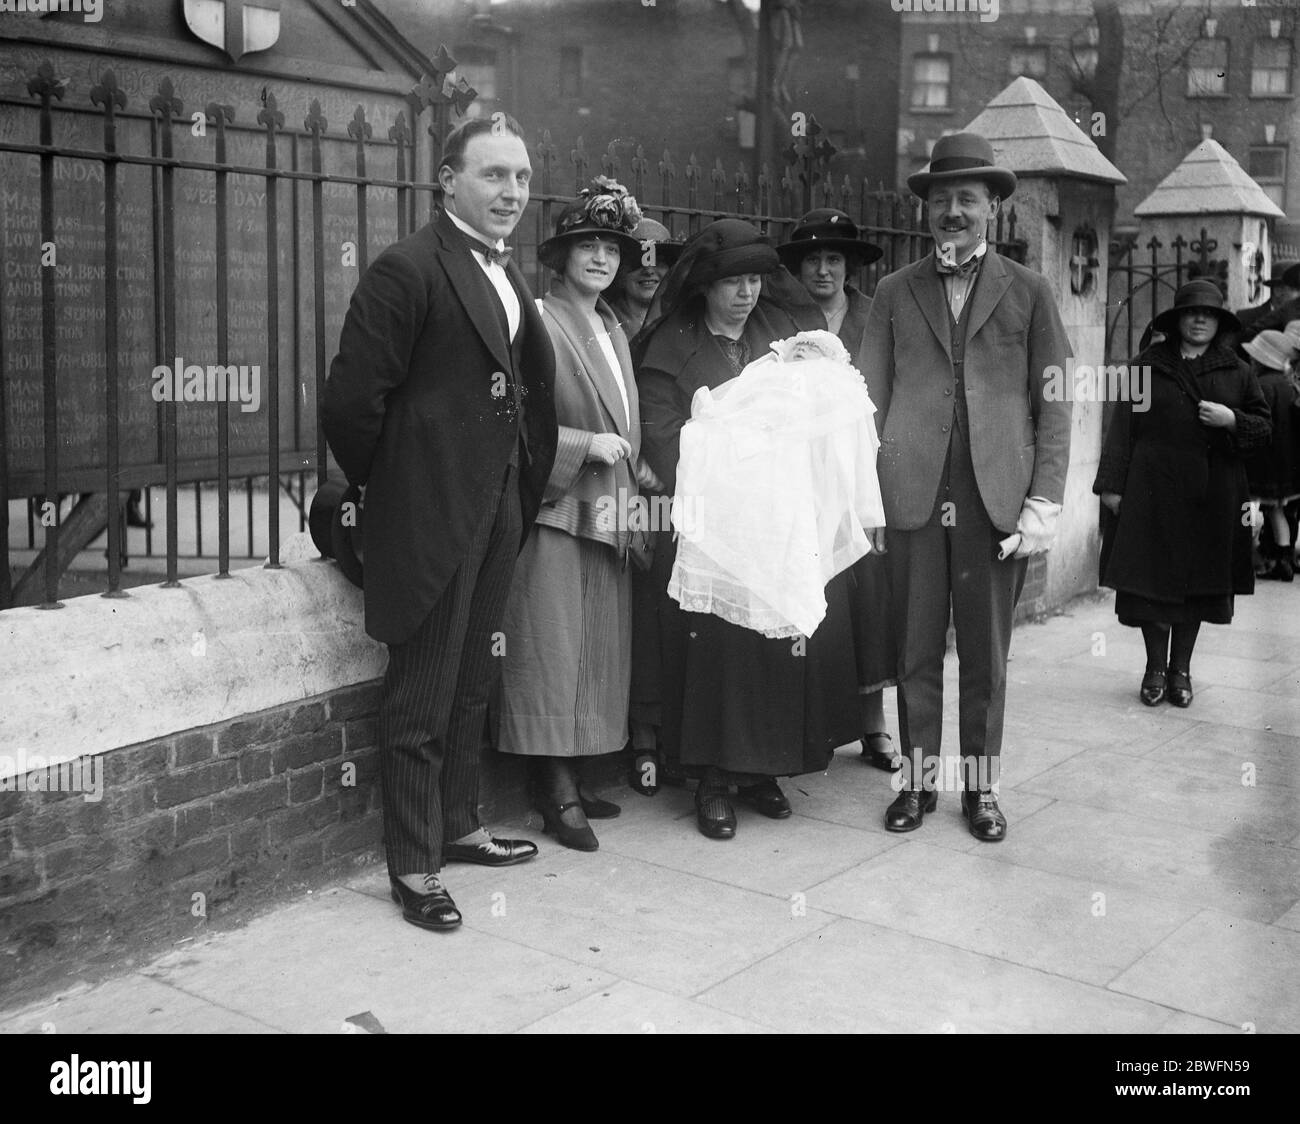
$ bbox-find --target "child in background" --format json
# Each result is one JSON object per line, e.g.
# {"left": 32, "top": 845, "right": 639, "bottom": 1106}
{"left": 1243, "top": 329, "right": 1300, "bottom": 581}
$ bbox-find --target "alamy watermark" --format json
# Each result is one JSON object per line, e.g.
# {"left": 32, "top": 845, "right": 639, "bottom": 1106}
{"left": 0, "top": 0, "right": 103, "bottom": 22}
{"left": 151, "top": 356, "right": 261, "bottom": 413}
{"left": 1043, "top": 358, "right": 1151, "bottom": 411}
{"left": 891, "top": 0, "right": 999, "bottom": 23}
{"left": 0, "top": 748, "right": 104, "bottom": 802}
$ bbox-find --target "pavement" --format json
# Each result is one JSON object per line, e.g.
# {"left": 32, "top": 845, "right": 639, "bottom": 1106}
{"left": 1, "top": 581, "right": 1297, "bottom": 1035}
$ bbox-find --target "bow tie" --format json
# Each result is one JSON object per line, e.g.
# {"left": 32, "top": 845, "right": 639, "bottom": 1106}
{"left": 935, "top": 251, "right": 981, "bottom": 278}
{"left": 467, "top": 237, "right": 512, "bottom": 266}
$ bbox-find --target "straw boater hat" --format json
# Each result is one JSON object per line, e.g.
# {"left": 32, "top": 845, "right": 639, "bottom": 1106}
{"left": 776, "top": 208, "right": 883, "bottom": 268}
{"left": 1243, "top": 329, "right": 1299, "bottom": 371}
{"left": 537, "top": 176, "right": 643, "bottom": 271}
{"left": 1151, "top": 279, "right": 1242, "bottom": 337}
{"left": 621, "top": 216, "right": 683, "bottom": 271}
{"left": 907, "top": 132, "right": 1017, "bottom": 201}
{"left": 1284, "top": 319, "right": 1300, "bottom": 350}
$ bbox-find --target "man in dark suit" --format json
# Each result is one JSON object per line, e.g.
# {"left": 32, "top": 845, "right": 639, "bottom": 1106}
{"left": 323, "top": 116, "right": 557, "bottom": 931}
{"left": 1234, "top": 261, "right": 1300, "bottom": 349}
{"left": 860, "top": 133, "right": 1073, "bottom": 842}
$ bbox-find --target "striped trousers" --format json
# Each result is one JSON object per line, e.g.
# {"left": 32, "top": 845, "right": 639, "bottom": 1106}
{"left": 378, "top": 464, "right": 522, "bottom": 877}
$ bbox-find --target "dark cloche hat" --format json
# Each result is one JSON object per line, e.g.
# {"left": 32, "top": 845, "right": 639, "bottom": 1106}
{"left": 776, "top": 208, "right": 883, "bottom": 268}
{"left": 1151, "top": 279, "right": 1241, "bottom": 337}
{"left": 538, "top": 176, "right": 643, "bottom": 271}
{"left": 907, "top": 132, "right": 1017, "bottom": 201}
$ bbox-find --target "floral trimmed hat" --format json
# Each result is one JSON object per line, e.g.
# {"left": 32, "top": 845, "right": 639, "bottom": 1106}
{"left": 538, "top": 176, "right": 644, "bottom": 270}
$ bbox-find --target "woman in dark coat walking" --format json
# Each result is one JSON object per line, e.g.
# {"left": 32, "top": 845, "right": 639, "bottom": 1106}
{"left": 1242, "top": 329, "right": 1300, "bottom": 581}
{"left": 1093, "top": 280, "right": 1271, "bottom": 708}
{"left": 634, "top": 219, "right": 856, "bottom": 839}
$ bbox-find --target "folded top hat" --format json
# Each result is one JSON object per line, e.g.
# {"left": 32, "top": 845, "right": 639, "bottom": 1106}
{"left": 1151, "top": 279, "right": 1241, "bottom": 337}
{"left": 907, "top": 132, "right": 1017, "bottom": 201}
{"left": 1244, "top": 329, "right": 1299, "bottom": 371}
{"left": 308, "top": 478, "right": 364, "bottom": 588}
{"left": 538, "top": 176, "right": 644, "bottom": 271}
{"left": 776, "top": 208, "right": 884, "bottom": 268}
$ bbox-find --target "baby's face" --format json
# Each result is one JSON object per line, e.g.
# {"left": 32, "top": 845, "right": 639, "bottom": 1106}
{"left": 791, "top": 341, "right": 829, "bottom": 361}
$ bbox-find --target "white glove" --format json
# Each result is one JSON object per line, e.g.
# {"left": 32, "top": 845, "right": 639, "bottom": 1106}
{"left": 1009, "top": 495, "right": 1062, "bottom": 558}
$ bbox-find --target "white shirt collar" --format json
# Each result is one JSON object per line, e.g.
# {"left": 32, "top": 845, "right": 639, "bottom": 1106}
{"left": 445, "top": 208, "right": 505, "bottom": 253}
{"left": 935, "top": 239, "right": 988, "bottom": 271}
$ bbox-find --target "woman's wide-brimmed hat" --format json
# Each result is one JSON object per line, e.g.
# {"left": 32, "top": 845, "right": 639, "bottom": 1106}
{"left": 654, "top": 218, "right": 780, "bottom": 312}
{"left": 620, "top": 216, "right": 683, "bottom": 271}
{"left": 1243, "top": 329, "right": 1299, "bottom": 371}
{"left": 907, "top": 132, "right": 1017, "bottom": 201}
{"left": 776, "top": 208, "right": 883, "bottom": 268}
{"left": 538, "top": 176, "right": 643, "bottom": 271}
{"left": 1151, "top": 279, "right": 1241, "bottom": 336}
{"left": 308, "top": 478, "right": 364, "bottom": 588}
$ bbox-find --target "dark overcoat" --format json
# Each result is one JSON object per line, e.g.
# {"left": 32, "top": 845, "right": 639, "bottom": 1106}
{"left": 1244, "top": 369, "right": 1300, "bottom": 501}
{"left": 1093, "top": 341, "right": 1271, "bottom": 602}
{"left": 322, "top": 210, "right": 557, "bottom": 645}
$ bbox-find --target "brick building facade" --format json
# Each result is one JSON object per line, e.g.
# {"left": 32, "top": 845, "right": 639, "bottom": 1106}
{"left": 894, "top": 0, "right": 1300, "bottom": 247}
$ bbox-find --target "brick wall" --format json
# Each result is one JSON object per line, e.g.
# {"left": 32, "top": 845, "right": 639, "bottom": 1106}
{"left": 0, "top": 681, "right": 384, "bottom": 1005}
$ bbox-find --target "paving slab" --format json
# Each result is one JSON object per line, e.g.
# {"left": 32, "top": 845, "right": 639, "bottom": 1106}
{"left": 696, "top": 917, "right": 1185, "bottom": 1034}
{"left": 517, "top": 979, "right": 772, "bottom": 1034}
{"left": 1109, "top": 910, "right": 1300, "bottom": 1034}
{"left": 808, "top": 841, "right": 1201, "bottom": 986}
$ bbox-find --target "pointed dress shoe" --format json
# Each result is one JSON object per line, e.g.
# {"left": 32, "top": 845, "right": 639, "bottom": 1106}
{"left": 1139, "top": 668, "right": 1166, "bottom": 706}
{"left": 390, "top": 876, "right": 462, "bottom": 931}
{"left": 884, "top": 787, "right": 937, "bottom": 832}
{"left": 442, "top": 836, "right": 539, "bottom": 867}
{"left": 737, "top": 779, "right": 792, "bottom": 819}
{"left": 579, "top": 792, "right": 621, "bottom": 819}
{"left": 696, "top": 790, "right": 737, "bottom": 839}
{"left": 538, "top": 800, "right": 599, "bottom": 852}
{"left": 961, "top": 789, "right": 1007, "bottom": 842}
{"left": 1167, "top": 669, "right": 1193, "bottom": 708}
{"left": 861, "top": 732, "right": 901, "bottom": 771}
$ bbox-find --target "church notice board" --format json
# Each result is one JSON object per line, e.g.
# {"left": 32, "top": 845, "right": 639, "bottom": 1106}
{"left": 0, "top": 49, "right": 410, "bottom": 495}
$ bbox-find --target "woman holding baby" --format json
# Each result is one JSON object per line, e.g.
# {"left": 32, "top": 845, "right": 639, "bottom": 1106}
{"left": 634, "top": 218, "right": 862, "bottom": 840}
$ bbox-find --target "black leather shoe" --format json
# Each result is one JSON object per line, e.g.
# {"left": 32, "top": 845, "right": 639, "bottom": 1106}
{"left": 390, "top": 876, "right": 462, "bottom": 931}
{"left": 1167, "top": 669, "right": 1193, "bottom": 708}
{"left": 696, "top": 791, "right": 737, "bottom": 839}
{"left": 884, "top": 788, "right": 937, "bottom": 832}
{"left": 579, "top": 792, "right": 621, "bottom": 819}
{"left": 538, "top": 799, "right": 599, "bottom": 852}
{"left": 1139, "top": 669, "right": 1166, "bottom": 706}
{"left": 628, "top": 752, "right": 659, "bottom": 797}
{"left": 443, "top": 836, "right": 538, "bottom": 867}
{"left": 961, "top": 789, "right": 1007, "bottom": 842}
{"left": 861, "top": 732, "right": 901, "bottom": 771}
{"left": 737, "top": 779, "right": 791, "bottom": 819}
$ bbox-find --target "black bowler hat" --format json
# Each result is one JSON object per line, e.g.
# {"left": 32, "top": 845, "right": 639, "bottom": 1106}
{"left": 308, "top": 478, "right": 364, "bottom": 588}
{"left": 1151, "top": 279, "right": 1241, "bottom": 337}
{"left": 907, "top": 132, "right": 1017, "bottom": 201}
{"left": 776, "top": 208, "right": 883, "bottom": 269}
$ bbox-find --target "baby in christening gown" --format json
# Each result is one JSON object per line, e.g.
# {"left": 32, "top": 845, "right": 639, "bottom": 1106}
{"left": 668, "top": 329, "right": 886, "bottom": 639}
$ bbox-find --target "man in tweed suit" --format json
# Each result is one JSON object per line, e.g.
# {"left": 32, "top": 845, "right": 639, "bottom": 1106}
{"left": 860, "top": 132, "right": 1073, "bottom": 842}
{"left": 323, "top": 116, "right": 557, "bottom": 930}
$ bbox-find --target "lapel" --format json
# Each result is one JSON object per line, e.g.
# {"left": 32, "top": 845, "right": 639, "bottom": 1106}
{"left": 906, "top": 255, "right": 954, "bottom": 362}
{"left": 434, "top": 209, "right": 513, "bottom": 375}
{"left": 544, "top": 280, "right": 632, "bottom": 438}
{"left": 964, "top": 249, "right": 1011, "bottom": 344}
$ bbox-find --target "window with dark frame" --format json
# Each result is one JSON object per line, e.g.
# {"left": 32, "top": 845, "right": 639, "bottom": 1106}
{"left": 911, "top": 53, "right": 951, "bottom": 111}
{"left": 1187, "top": 37, "right": 1229, "bottom": 97}
{"left": 1251, "top": 38, "right": 1293, "bottom": 96}
{"left": 1248, "top": 144, "right": 1287, "bottom": 210}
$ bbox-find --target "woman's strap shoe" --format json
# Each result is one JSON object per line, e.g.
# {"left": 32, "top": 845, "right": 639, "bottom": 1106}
{"left": 1139, "top": 669, "right": 1167, "bottom": 706}
{"left": 961, "top": 790, "right": 1007, "bottom": 843}
{"left": 1167, "top": 669, "right": 1193, "bottom": 708}
{"left": 538, "top": 799, "right": 599, "bottom": 852}
{"left": 862, "top": 732, "right": 901, "bottom": 771}
{"left": 390, "top": 877, "right": 462, "bottom": 931}
{"left": 884, "top": 787, "right": 937, "bottom": 832}
{"left": 580, "top": 793, "right": 622, "bottom": 819}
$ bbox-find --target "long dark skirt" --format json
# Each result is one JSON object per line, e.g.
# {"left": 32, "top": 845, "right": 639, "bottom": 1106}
{"left": 850, "top": 551, "right": 897, "bottom": 693}
{"left": 657, "top": 564, "right": 859, "bottom": 778}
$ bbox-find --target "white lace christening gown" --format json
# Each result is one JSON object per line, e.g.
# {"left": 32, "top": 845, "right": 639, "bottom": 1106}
{"left": 667, "top": 352, "right": 886, "bottom": 639}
